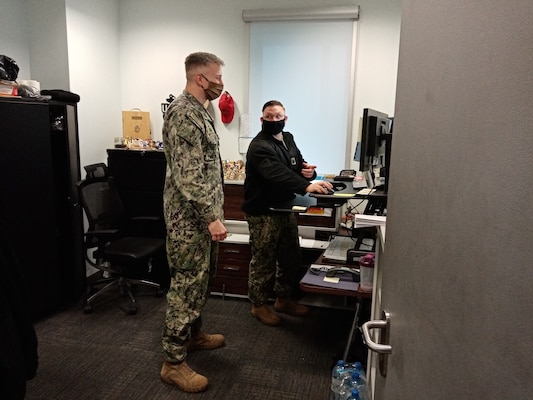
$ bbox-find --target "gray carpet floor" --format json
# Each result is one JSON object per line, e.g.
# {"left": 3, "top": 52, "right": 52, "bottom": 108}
{"left": 25, "top": 289, "right": 365, "bottom": 400}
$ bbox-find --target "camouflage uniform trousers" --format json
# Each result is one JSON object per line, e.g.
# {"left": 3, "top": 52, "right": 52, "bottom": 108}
{"left": 161, "top": 227, "right": 218, "bottom": 363}
{"left": 246, "top": 213, "right": 301, "bottom": 304}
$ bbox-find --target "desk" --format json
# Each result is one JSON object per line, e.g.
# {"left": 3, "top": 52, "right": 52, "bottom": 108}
{"left": 300, "top": 254, "right": 372, "bottom": 361}
{"left": 309, "top": 179, "right": 388, "bottom": 215}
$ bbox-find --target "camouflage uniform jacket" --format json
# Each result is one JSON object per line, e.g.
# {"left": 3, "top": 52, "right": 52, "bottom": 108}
{"left": 162, "top": 90, "right": 224, "bottom": 233}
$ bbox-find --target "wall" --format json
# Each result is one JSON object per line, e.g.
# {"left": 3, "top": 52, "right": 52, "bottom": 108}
{"left": 377, "top": 0, "right": 533, "bottom": 397}
{"left": 0, "top": 0, "right": 31, "bottom": 76}
{"left": 0, "top": 0, "right": 401, "bottom": 172}
{"left": 116, "top": 0, "right": 401, "bottom": 171}
{"left": 26, "top": 0, "right": 70, "bottom": 90}
{"left": 65, "top": 0, "right": 122, "bottom": 168}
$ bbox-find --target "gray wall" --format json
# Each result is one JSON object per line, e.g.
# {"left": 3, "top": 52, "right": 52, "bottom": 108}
{"left": 381, "top": 0, "right": 533, "bottom": 397}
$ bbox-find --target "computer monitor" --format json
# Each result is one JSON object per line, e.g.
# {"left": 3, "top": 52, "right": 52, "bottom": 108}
{"left": 358, "top": 108, "right": 393, "bottom": 193}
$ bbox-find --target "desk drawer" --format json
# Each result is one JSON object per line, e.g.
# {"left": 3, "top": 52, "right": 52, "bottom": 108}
{"left": 217, "top": 261, "right": 248, "bottom": 278}
{"left": 218, "top": 243, "right": 251, "bottom": 263}
{"left": 217, "top": 243, "right": 250, "bottom": 279}
{"left": 213, "top": 242, "right": 251, "bottom": 296}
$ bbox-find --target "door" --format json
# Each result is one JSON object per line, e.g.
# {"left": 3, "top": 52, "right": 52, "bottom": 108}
{"left": 363, "top": 2, "right": 533, "bottom": 399}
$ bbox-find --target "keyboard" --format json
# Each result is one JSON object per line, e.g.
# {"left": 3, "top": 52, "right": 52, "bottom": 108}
{"left": 322, "top": 236, "right": 356, "bottom": 262}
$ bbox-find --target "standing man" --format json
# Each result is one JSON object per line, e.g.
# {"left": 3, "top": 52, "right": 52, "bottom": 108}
{"left": 243, "top": 100, "right": 333, "bottom": 326}
{"left": 160, "top": 52, "right": 228, "bottom": 393}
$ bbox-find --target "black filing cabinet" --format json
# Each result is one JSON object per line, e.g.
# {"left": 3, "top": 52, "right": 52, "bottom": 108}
{"left": 0, "top": 97, "right": 85, "bottom": 319}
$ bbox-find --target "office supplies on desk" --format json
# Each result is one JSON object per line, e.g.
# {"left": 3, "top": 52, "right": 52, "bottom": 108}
{"left": 334, "top": 169, "right": 357, "bottom": 181}
{"left": 352, "top": 179, "right": 368, "bottom": 189}
{"left": 300, "top": 268, "right": 359, "bottom": 292}
{"left": 326, "top": 266, "right": 360, "bottom": 281}
{"left": 323, "top": 236, "right": 356, "bottom": 262}
{"left": 354, "top": 214, "right": 386, "bottom": 227}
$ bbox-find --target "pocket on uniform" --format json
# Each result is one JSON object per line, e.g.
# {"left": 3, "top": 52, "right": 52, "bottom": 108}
{"left": 204, "top": 129, "right": 219, "bottom": 163}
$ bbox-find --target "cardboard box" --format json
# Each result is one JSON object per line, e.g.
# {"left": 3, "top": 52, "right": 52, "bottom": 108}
{"left": 122, "top": 109, "right": 151, "bottom": 139}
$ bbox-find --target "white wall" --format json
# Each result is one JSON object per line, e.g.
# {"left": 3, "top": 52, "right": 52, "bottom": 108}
{"left": 116, "top": 0, "right": 401, "bottom": 171}
{"left": 0, "top": 0, "right": 31, "bottom": 78}
{"left": 1, "top": 0, "right": 401, "bottom": 173}
{"left": 65, "top": 0, "right": 122, "bottom": 169}
{"left": 25, "top": 0, "right": 70, "bottom": 90}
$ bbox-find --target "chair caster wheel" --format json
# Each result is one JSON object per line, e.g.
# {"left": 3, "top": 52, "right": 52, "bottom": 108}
{"left": 154, "top": 289, "right": 164, "bottom": 298}
{"left": 83, "top": 304, "right": 93, "bottom": 314}
{"left": 127, "top": 306, "right": 137, "bottom": 315}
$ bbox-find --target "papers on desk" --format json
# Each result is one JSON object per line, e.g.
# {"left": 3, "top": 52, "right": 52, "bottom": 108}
{"left": 356, "top": 188, "right": 376, "bottom": 195}
{"left": 299, "top": 238, "right": 329, "bottom": 249}
{"left": 301, "top": 266, "right": 359, "bottom": 292}
{"left": 332, "top": 193, "right": 356, "bottom": 198}
{"left": 354, "top": 214, "right": 386, "bottom": 228}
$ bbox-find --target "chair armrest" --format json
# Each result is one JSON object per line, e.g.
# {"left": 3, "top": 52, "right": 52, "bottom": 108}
{"left": 130, "top": 216, "right": 161, "bottom": 222}
{"left": 84, "top": 229, "right": 119, "bottom": 241}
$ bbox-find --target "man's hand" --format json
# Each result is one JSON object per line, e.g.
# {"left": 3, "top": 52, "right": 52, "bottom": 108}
{"left": 305, "top": 181, "right": 333, "bottom": 194}
{"left": 208, "top": 219, "right": 228, "bottom": 242}
{"left": 301, "top": 162, "right": 317, "bottom": 179}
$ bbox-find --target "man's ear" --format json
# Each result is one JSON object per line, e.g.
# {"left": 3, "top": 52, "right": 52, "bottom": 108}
{"left": 195, "top": 73, "right": 205, "bottom": 87}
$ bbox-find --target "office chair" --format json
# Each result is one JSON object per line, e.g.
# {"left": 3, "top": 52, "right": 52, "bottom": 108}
{"left": 77, "top": 163, "right": 164, "bottom": 315}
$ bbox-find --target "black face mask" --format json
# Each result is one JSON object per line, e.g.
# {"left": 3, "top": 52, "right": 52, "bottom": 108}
{"left": 262, "top": 120, "right": 285, "bottom": 135}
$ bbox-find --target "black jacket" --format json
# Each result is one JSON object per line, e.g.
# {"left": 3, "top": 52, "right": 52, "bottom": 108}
{"left": 242, "top": 130, "right": 316, "bottom": 215}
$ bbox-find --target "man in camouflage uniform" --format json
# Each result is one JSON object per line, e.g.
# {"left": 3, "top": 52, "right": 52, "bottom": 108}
{"left": 242, "top": 100, "right": 333, "bottom": 326}
{"left": 160, "top": 52, "right": 228, "bottom": 393}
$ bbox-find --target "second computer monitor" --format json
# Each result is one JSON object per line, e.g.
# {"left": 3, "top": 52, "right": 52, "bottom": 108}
{"left": 359, "top": 108, "right": 393, "bottom": 192}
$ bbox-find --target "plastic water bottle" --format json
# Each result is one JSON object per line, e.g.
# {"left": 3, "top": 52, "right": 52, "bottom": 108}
{"left": 347, "top": 389, "right": 360, "bottom": 400}
{"left": 330, "top": 360, "right": 346, "bottom": 400}
{"left": 339, "top": 372, "right": 368, "bottom": 400}
{"left": 352, "top": 361, "right": 366, "bottom": 382}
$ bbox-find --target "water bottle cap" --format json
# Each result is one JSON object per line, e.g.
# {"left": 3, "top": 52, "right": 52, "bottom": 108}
{"left": 359, "top": 253, "right": 375, "bottom": 267}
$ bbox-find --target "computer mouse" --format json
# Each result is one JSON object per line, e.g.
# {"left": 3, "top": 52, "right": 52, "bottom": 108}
{"left": 326, "top": 188, "right": 335, "bottom": 195}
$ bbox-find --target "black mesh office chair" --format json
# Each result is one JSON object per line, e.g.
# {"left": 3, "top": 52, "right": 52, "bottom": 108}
{"left": 77, "top": 163, "right": 164, "bottom": 315}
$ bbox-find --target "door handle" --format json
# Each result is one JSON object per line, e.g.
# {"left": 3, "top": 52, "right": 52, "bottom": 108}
{"left": 361, "top": 310, "right": 391, "bottom": 377}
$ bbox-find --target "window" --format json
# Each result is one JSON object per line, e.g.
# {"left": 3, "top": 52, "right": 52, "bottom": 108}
{"left": 245, "top": 7, "right": 359, "bottom": 174}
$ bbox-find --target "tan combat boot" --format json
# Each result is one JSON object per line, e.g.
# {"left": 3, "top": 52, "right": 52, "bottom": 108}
{"left": 160, "top": 361, "right": 208, "bottom": 393}
{"left": 274, "top": 297, "right": 310, "bottom": 317}
{"left": 251, "top": 304, "right": 281, "bottom": 326}
{"left": 188, "top": 332, "right": 225, "bottom": 352}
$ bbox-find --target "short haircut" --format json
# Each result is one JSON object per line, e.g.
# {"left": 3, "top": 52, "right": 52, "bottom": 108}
{"left": 185, "top": 52, "right": 224, "bottom": 80}
{"left": 262, "top": 100, "right": 285, "bottom": 112}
